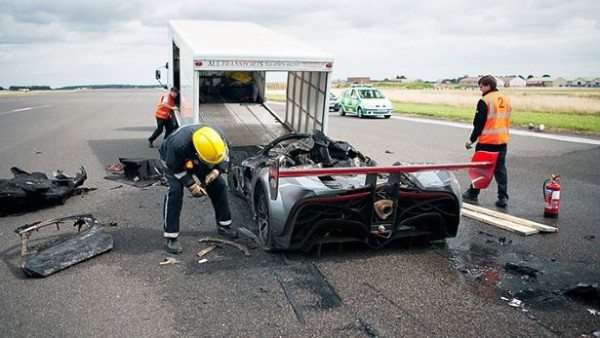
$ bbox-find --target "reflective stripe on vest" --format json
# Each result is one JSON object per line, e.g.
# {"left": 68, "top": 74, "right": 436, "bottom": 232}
{"left": 154, "top": 94, "right": 174, "bottom": 120}
{"left": 478, "top": 91, "right": 511, "bottom": 144}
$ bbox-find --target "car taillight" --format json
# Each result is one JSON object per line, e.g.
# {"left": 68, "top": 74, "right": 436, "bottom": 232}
{"left": 194, "top": 60, "right": 203, "bottom": 67}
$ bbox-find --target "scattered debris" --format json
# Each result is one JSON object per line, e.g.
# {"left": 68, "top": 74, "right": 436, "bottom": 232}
{"left": 14, "top": 214, "right": 113, "bottom": 277}
{"left": 159, "top": 257, "right": 180, "bottom": 266}
{"left": 196, "top": 245, "right": 217, "bottom": 259}
{"left": 593, "top": 331, "right": 600, "bottom": 338}
{"left": 343, "top": 318, "right": 379, "bottom": 337}
{"left": 508, "top": 298, "right": 522, "bottom": 307}
{"left": 74, "top": 187, "right": 98, "bottom": 195}
{"left": 504, "top": 262, "right": 539, "bottom": 278}
{"left": 587, "top": 309, "right": 599, "bottom": 316}
{"left": 384, "top": 150, "right": 394, "bottom": 154}
{"left": 109, "top": 184, "right": 124, "bottom": 190}
{"left": 478, "top": 230, "right": 495, "bottom": 237}
{"left": 198, "top": 258, "right": 208, "bottom": 264}
{"left": 104, "top": 158, "right": 165, "bottom": 188}
{"left": 584, "top": 235, "right": 595, "bottom": 240}
{"left": 0, "top": 166, "right": 87, "bottom": 214}
{"left": 108, "top": 222, "right": 118, "bottom": 227}
{"left": 497, "top": 236, "right": 512, "bottom": 246}
{"left": 236, "top": 227, "right": 260, "bottom": 245}
{"left": 501, "top": 297, "right": 510, "bottom": 301}
{"left": 198, "top": 237, "right": 250, "bottom": 256}
{"left": 35, "top": 150, "right": 42, "bottom": 154}
{"left": 563, "top": 283, "right": 600, "bottom": 305}
{"left": 105, "top": 163, "right": 124, "bottom": 174}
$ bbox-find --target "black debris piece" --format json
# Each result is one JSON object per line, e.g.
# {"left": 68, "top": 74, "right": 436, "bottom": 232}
{"left": 0, "top": 166, "right": 87, "bottom": 215}
{"left": 504, "top": 262, "right": 539, "bottom": 278}
{"left": 343, "top": 318, "right": 379, "bottom": 338}
{"left": 74, "top": 187, "right": 98, "bottom": 195}
{"left": 104, "top": 158, "right": 166, "bottom": 188}
{"left": 385, "top": 150, "right": 394, "bottom": 154}
{"left": 14, "top": 214, "right": 113, "bottom": 277}
{"left": 584, "top": 235, "right": 595, "bottom": 240}
{"left": 563, "top": 283, "right": 600, "bottom": 306}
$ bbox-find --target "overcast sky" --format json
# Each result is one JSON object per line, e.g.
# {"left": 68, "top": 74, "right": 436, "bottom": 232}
{"left": 0, "top": 0, "right": 598, "bottom": 88}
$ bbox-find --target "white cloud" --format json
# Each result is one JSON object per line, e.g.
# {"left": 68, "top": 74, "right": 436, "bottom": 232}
{"left": 0, "top": 0, "right": 598, "bottom": 87}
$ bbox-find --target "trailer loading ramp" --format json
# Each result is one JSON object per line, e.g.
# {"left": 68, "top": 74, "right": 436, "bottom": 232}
{"left": 198, "top": 102, "right": 289, "bottom": 147}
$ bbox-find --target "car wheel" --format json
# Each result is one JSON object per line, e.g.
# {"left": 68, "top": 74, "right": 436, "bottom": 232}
{"left": 339, "top": 105, "right": 346, "bottom": 116}
{"left": 384, "top": 115, "right": 391, "bottom": 119}
{"left": 255, "top": 184, "right": 275, "bottom": 251}
{"left": 357, "top": 107, "right": 364, "bottom": 118}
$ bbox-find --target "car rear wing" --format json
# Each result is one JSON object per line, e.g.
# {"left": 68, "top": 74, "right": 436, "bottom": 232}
{"left": 268, "top": 151, "right": 498, "bottom": 200}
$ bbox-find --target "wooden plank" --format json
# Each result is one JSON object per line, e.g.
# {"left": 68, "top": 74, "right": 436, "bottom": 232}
{"left": 462, "top": 203, "right": 558, "bottom": 233}
{"left": 461, "top": 208, "right": 539, "bottom": 236}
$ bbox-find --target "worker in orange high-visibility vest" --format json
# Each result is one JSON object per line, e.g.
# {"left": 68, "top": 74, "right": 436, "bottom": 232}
{"left": 463, "top": 75, "right": 511, "bottom": 208}
{"left": 148, "top": 87, "right": 179, "bottom": 148}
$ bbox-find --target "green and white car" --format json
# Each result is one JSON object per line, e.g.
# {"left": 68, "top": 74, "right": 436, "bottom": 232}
{"left": 338, "top": 86, "right": 393, "bottom": 118}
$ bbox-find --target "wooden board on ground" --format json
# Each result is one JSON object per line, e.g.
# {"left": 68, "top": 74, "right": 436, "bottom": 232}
{"left": 461, "top": 208, "right": 539, "bottom": 236}
{"left": 462, "top": 203, "right": 558, "bottom": 233}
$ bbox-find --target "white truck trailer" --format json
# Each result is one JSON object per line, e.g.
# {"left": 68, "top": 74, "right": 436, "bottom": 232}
{"left": 163, "top": 20, "right": 334, "bottom": 147}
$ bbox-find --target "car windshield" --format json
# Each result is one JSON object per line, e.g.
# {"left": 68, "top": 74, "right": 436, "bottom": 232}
{"left": 358, "top": 89, "right": 385, "bottom": 99}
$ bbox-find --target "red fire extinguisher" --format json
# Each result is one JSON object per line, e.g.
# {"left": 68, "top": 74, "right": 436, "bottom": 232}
{"left": 543, "top": 174, "right": 561, "bottom": 218}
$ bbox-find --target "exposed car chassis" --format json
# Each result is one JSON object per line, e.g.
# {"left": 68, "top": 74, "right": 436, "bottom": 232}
{"left": 229, "top": 132, "right": 496, "bottom": 251}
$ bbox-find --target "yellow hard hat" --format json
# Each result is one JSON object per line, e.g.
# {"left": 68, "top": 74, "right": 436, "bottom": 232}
{"left": 192, "top": 126, "right": 227, "bottom": 165}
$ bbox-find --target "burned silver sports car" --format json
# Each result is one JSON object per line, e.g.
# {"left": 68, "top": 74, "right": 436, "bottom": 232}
{"left": 229, "top": 132, "right": 496, "bottom": 251}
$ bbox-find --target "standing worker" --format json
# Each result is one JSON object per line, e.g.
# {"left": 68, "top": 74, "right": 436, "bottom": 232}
{"left": 463, "top": 75, "right": 512, "bottom": 208}
{"left": 148, "top": 87, "right": 179, "bottom": 148}
{"left": 159, "top": 124, "right": 236, "bottom": 254}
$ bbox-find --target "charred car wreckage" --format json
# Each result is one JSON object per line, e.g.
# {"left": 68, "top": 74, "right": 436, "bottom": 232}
{"left": 229, "top": 132, "right": 497, "bottom": 251}
{"left": 0, "top": 166, "right": 87, "bottom": 215}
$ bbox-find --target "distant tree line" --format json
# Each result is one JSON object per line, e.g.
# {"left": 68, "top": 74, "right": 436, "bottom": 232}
{"left": 8, "top": 85, "right": 51, "bottom": 91}
{"left": 1, "top": 84, "right": 163, "bottom": 91}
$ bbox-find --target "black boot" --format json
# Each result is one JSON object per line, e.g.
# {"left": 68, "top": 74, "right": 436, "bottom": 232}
{"left": 462, "top": 190, "right": 479, "bottom": 203}
{"left": 217, "top": 226, "right": 238, "bottom": 239}
{"left": 495, "top": 197, "right": 508, "bottom": 208}
{"left": 165, "top": 238, "right": 182, "bottom": 254}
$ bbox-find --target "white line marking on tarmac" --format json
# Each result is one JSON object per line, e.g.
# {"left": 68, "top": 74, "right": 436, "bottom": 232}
{"left": 391, "top": 115, "right": 600, "bottom": 145}
{"left": 0, "top": 105, "right": 51, "bottom": 116}
{"left": 266, "top": 101, "right": 600, "bottom": 145}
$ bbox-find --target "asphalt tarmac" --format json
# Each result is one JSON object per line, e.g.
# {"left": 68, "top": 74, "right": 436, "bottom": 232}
{"left": 0, "top": 89, "right": 598, "bottom": 336}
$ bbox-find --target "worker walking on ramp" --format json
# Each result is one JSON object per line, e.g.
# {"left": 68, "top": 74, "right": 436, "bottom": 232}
{"left": 159, "top": 124, "right": 236, "bottom": 254}
{"left": 148, "top": 87, "right": 178, "bottom": 148}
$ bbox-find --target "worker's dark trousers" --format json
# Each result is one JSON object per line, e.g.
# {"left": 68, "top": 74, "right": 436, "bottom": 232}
{"left": 149, "top": 118, "right": 175, "bottom": 143}
{"left": 162, "top": 169, "right": 232, "bottom": 238}
{"left": 468, "top": 147, "right": 508, "bottom": 199}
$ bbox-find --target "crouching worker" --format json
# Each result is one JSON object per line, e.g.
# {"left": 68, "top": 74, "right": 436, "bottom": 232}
{"left": 159, "top": 125, "right": 236, "bottom": 254}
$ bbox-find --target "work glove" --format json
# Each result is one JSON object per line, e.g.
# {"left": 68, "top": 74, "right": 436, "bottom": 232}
{"left": 187, "top": 183, "right": 207, "bottom": 198}
{"left": 205, "top": 169, "right": 220, "bottom": 185}
{"left": 465, "top": 140, "right": 474, "bottom": 150}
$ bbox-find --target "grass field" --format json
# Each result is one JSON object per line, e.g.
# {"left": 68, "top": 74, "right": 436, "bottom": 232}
{"left": 267, "top": 87, "right": 600, "bottom": 134}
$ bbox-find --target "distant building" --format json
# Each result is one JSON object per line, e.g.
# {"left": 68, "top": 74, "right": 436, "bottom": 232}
{"left": 435, "top": 79, "right": 454, "bottom": 88}
{"left": 499, "top": 76, "right": 526, "bottom": 87}
{"left": 458, "top": 76, "right": 480, "bottom": 87}
{"left": 346, "top": 77, "right": 371, "bottom": 84}
{"left": 566, "top": 77, "right": 600, "bottom": 88}
{"left": 459, "top": 76, "right": 505, "bottom": 88}
{"left": 526, "top": 77, "right": 567, "bottom": 87}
